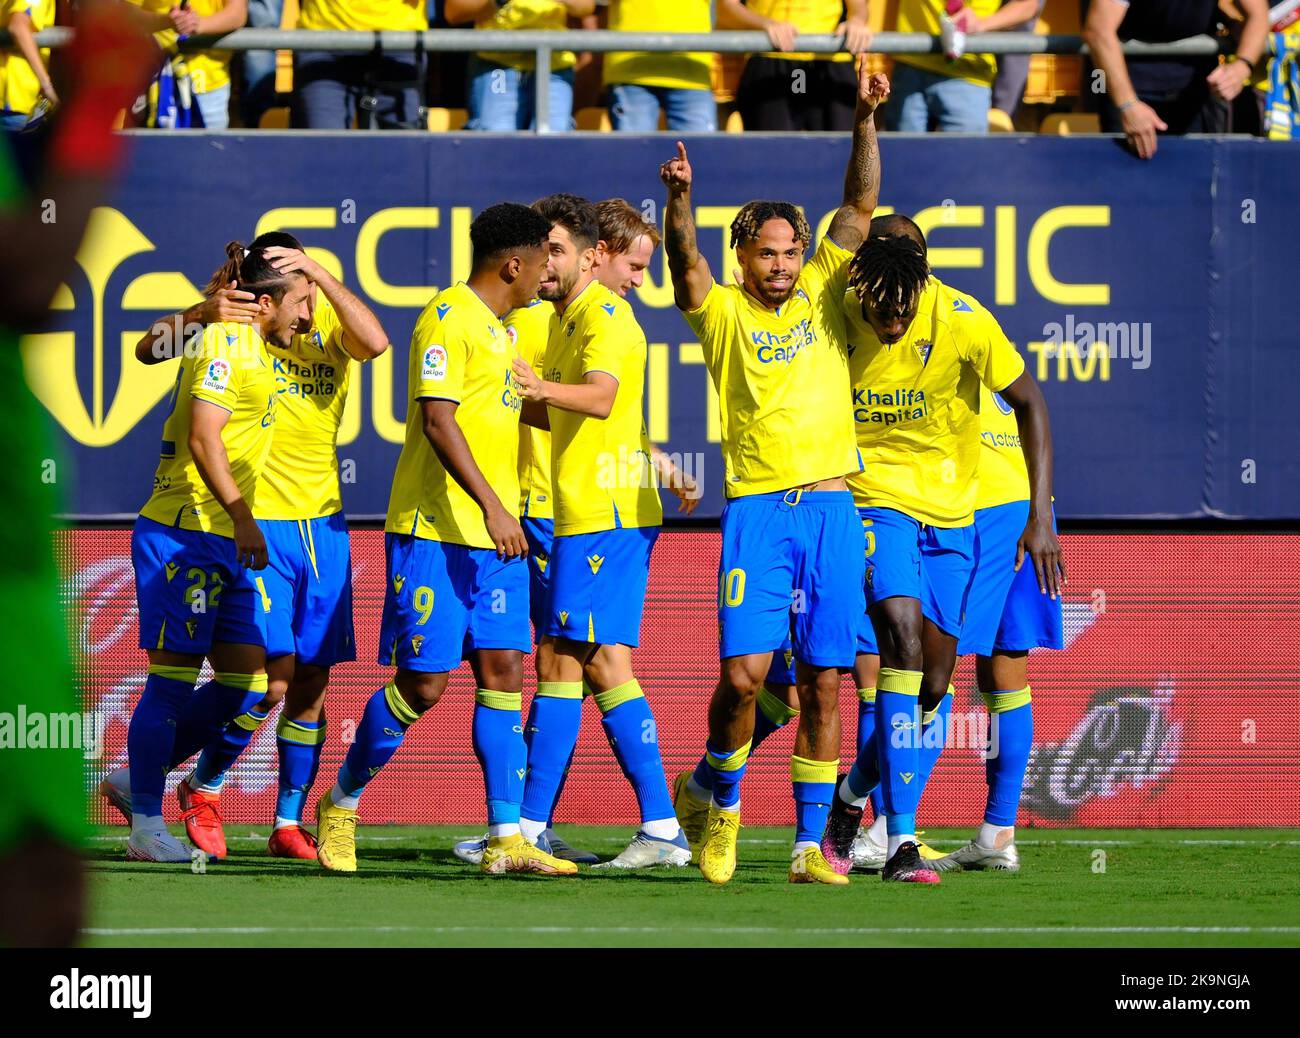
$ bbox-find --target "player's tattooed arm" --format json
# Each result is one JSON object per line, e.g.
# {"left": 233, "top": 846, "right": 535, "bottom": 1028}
{"left": 827, "top": 67, "right": 891, "bottom": 252}
{"left": 999, "top": 371, "right": 1066, "bottom": 600}
{"left": 134, "top": 287, "right": 260, "bottom": 365}
{"left": 660, "top": 141, "right": 714, "bottom": 311}
{"left": 264, "top": 246, "right": 389, "bottom": 360}
{"left": 420, "top": 399, "right": 528, "bottom": 560}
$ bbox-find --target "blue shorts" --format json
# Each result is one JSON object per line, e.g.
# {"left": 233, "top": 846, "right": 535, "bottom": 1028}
{"left": 522, "top": 515, "right": 554, "bottom": 641}
{"left": 718, "top": 490, "right": 863, "bottom": 669}
{"left": 958, "top": 500, "right": 1065, "bottom": 656}
{"left": 546, "top": 525, "right": 658, "bottom": 647}
{"left": 258, "top": 513, "right": 356, "bottom": 667}
{"left": 132, "top": 516, "right": 267, "bottom": 654}
{"left": 378, "top": 534, "right": 531, "bottom": 673}
{"left": 854, "top": 512, "right": 881, "bottom": 657}
{"left": 861, "top": 506, "right": 975, "bottom": 639}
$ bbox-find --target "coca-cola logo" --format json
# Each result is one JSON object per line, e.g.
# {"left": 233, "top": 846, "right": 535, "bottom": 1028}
{"left": 1022, "top": 680, "right": 1182, "bottom": 820}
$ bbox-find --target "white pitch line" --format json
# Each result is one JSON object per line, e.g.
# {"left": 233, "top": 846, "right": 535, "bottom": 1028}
{"left": 83, "top": 924, "right": 1300, "bottom": 937}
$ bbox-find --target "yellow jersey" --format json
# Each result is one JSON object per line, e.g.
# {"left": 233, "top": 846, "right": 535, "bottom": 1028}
{"left": 974, "top": 383, "right": 1030, "bottom": 511}
{"left": 844, "top": 276, "right": 1025, "bottom": 527}
{"left": 544, "top": 280, "right": 662, "bottom": 536}
{"left": 296, "top": 0, "right": 428, "bottom": 31}
{"left": 894, "top": 0, "right": 1001, "bottom": 87}
{"left": 509, "top": 300, "right": 555, "bottom": 520}
{"left": 745, "top": 0, "right": 853, "bottom": 62}
{"left": 0, "top": 0, "right": 54, "bottom": 115}
{"left": 256, "top": 297, "right": 363, "bottom": 521}
{"left": 477, "top": 0, "right": 576, "bottom": 72}
{"left": 603, "top": 0, "right": 714, "bottom": 91}
{"left": 682, "top": 238, "right": 860, "bottom": 497}
{"left": 123, "top": 0, "right": 234, "bottom": 94}
{"left": 385, "top": 283, "right": 521, "bottom": 549}
{"left": 140, "top": 322, "right": 277, "bottom": 537}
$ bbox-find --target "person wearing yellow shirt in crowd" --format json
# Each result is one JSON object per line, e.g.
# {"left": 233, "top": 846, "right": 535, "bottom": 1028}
{"left": 125, "top": 0, "right": 248, "bottom": 129}
{"left": 734, "top": 0, "right": 873, "bottom": 131}
{"left": 125, "top": 240, "right": 312, "bottom": 863}
{"left": 103, "top": 232, "right": 389, "bottom": 864}
{"left": 601, "top": 0, "right": 718, "bottom": 130}
{"left": 660, "top": 67, "right": 890, "bottom": 888}
{"left": 883, "top": 0, "right": 1039, "bottom": 132}
{"left": 293, "top": 0, "right": 428, "bottom": 128}
{"left": 447, "top": 0, "right": 594, "bottom": 132}
{"left": 508, "top": 194, "right": 691, "bottom": 869}
{"left": 313, "top": 204, "right": 574, "bottom": 876}
{"left": 0, "top": 0, "right": 57, "bottom": 130}
{"left": 815, "top": 212, "right": 1062, "bottom": 884}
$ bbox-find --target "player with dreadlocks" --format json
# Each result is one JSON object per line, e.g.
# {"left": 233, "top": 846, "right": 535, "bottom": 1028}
{"left": 817, "top": 213, "right": 1064, "bottom": 883}
{"left": 660, "top": 63, "right": 890, "bottom": 886}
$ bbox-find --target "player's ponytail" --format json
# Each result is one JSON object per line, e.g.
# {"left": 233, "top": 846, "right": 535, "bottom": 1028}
{"left": 203, "top": 236, "right": 301, "bottom": 303}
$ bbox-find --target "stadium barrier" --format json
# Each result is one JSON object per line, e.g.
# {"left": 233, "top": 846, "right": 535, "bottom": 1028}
{"left": 64, "top": 527, "right": 1300, "bottom": 829}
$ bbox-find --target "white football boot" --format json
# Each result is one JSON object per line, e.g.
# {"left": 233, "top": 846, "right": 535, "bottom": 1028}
{"left": 126, "top": 827, "right": 193, "bottom": 863}
{"left": 850, "top": 825, "right": 888, "bottom": 870}
{"left": 452, "top": 833, "right": 488, "bottom": 865}
{"left": 592, "top": 829, "right": 692, "bottom": 869}
{"left": 98, "top": 768, "right": 132, "bottom": 824}
{"left": 933, "top": 838, "right": 1021, "bottom": 873}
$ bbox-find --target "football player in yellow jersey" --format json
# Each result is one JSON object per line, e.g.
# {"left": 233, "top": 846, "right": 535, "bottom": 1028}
{"left": 817, "top": 214, "right": 1063, "bottom": 883}
{"left": 658, "top": 64, "right": 889, "bottom": 886}
{"left": 313, "top": 203, "right": 575, "bottom": 876}
{"left": 104, "top": 232, "right": 389, "bottom": 862}
{"left": 125, "top": 240, "right": 310, "bottom": 863}
{"left": 506, "top": 195, "right": 691, "bottom": 869}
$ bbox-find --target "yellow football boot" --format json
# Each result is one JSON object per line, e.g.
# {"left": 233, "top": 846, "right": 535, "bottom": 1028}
{"left": 315, "top": 795, "right": 358, "bottom": 873}
{"left": 480, "top": 833, "right": 578, "bottom": 876}
{"left": 916, "top": 831, "right": 946, "bottom": 861}
{"left": 698, "top": 807, "right": 742, "bottom": 885}
{"left": 789, "top": 845, "right": 850, "bottom": 885}
{"left": 672, "top": 772, "right": 711, "bottom": 857}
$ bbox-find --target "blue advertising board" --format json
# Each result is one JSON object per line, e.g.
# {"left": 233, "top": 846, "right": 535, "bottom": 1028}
{"left": 24, "top": 133, "right": 1298, "bottom": 519}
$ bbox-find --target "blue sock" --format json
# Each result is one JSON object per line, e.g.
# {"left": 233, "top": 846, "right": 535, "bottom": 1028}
{"left": 791, "top": 755, "right": 838, "bottom": 844}
{"left": 521, "top": 682, "right": 582, "bottom": 826}
{"left": 472, "top": 689, "right": 526, "bottom": 826}
{"left": 876, "top": 668, "right": 923, "bottom": 836}
{"left": 189, "top": 672, "right": 270, "bottom": 793}
{"left": 984, "top": 687, "right": 1034, "bottom": 826}
{"left": 336, "top": 682, "right": 418, "bottom": 803}
{"left": 692, "top": 685, "right": 795, "bottom": 793}
{"left": 276, "top": 716, "right": 325, "bottom": 825}
{"left": 853, "top": 686, "right": 885, "bottom": 815}
{"left": 168, "top": 680, "right": 245, "bottom": 768}
{"left": 844, "top": 729, "right": 881, "bottom": 801}
{"left": 916, "top": 687, "right": 954, "bottom": 796}
{"left": 128, "top": 664, "right": 200, "bottom": 819}
{"left": 595, "top": 680, "right": 675, "bottom": 824}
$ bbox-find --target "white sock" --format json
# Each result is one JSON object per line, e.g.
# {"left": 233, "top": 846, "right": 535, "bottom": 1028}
{"left": 887, "top": 833, "right": 917, "bottom": 857}
{"left": 329, "top": 783, "right": 360, "bottom": 810}
{"left": 107, "top": 767, "right": 130, "bottom": 794}
{"left": 273, "top": 816, "right": 300, "bottom": 831}
{"left": 710, "top": 797, "right": 740, "bottom": 813}
{"left": 792, "top": 840, "right": 818, "bottom": 857}
{"left": 978, "top": 821, "right": 1014, "bottom": 848}
{"left": 520, "top": 817, "right": 547, "bottom": 843}
{"left": 838, "top": 776, "right": 868, "bottom": 809}
{"left": 489, "top": 823, "right": 521, "bottom": 839}
{"left": 130, "top": 813, "right": 165, "bottom": 835}
{"left": 685, "top": 775, "right": 711, "bottom": 802}
{"left": 642, "top": 817, "right": 681, "bottom": 841}
{"left": 868, "top": 813, "right": 888, "bottom": 844}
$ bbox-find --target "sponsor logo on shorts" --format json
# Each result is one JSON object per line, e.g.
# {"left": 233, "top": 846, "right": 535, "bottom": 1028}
{"left": 393, "top": 574, "right": 406, "bottom": 595}
{"left": 899, "top": 771, "right": 915, "bottom": 784}
{"left": 586, "top": 554, "right": 605, "bottom": 574}
{"left": 164, "top": 562, "right": 179, "bottom": 582}
{"left": 558, "top": 610, "right": 570, "bottom": 626}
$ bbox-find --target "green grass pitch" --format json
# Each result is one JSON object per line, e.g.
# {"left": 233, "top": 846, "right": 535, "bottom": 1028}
{"left": 83, "top": 826, "right": 1300, "bottom": 948}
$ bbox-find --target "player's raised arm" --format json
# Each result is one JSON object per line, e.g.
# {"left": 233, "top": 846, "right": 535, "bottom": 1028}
{"left": 660, "top": 141, "right": 714, "bottom": 312}
{"left": 264, "top": 246, "right": 389, "bottom": 360}
{"left": 420, "top": 398, "right": 528, "bottom": 559}
{"left": 824, "top": 66, "right": 890, "bottom": 252}
{"left": 998, "top": 371, "right": 1065, "bottom": 600}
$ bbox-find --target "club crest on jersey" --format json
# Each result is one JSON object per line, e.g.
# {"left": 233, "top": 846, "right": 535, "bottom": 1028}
{"left": 566, "top": 321, "right": 576, "bottom": 337}
{"left": 915, "top": 339, "right": 933, "bottom": 365}
{"left": 421, "top": 344, "right": 448, "bottom": 382}
{"left": 202, "top": 359, "right": 231, "bottom": 393}
{"left": 505, "top": 325, "right": 518, "bottom": 351}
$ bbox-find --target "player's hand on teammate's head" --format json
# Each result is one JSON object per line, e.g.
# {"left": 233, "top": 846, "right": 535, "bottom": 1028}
{"left": 263, "top": 246, "right": 325, "bottom": 283}
{"left": 1014, "top": 518, "right": 1066, "bottom": 600}
{"left": 202, "top": 281, "right": 259, "bottom": 325}
{"left": 659, "top": 141, "right": 693, "bottom": 193}
{"left": 511, "top": 356, "right": 545, "bottom": 400}
{"left": 857, "top": 66, "right": 890, "bottom": 111}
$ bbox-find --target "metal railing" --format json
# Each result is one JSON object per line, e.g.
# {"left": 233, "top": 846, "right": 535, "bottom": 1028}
{"left": 9, "top": 28, "right": 1241, "bottom": 134}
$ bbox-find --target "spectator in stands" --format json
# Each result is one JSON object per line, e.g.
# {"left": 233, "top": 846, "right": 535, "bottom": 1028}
{"left": 240, "top": 0, "right": 285, "bottom": 127}
{"left": 990, "top": 0, "right": 1044, "bottom": 125}
{"left": 732, "top": 1, "right": 874, "bottom": 131}
{"left": 885, "top": 0, "right": 1040, "bottom": 132}
{"left": 448, "top": 0, "right": 594, "bottom": 131}
{"left": 0, "top": 0, "right": 57, "bottom": 131}
{"left": 293, "top": 0, "right": 429, "bottom": 129}
{"left": 601, "top": 0, "right": 718, "bottom": 131}
{"left": 1083, "top": 0, "right": 1268, "bottom": 159}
